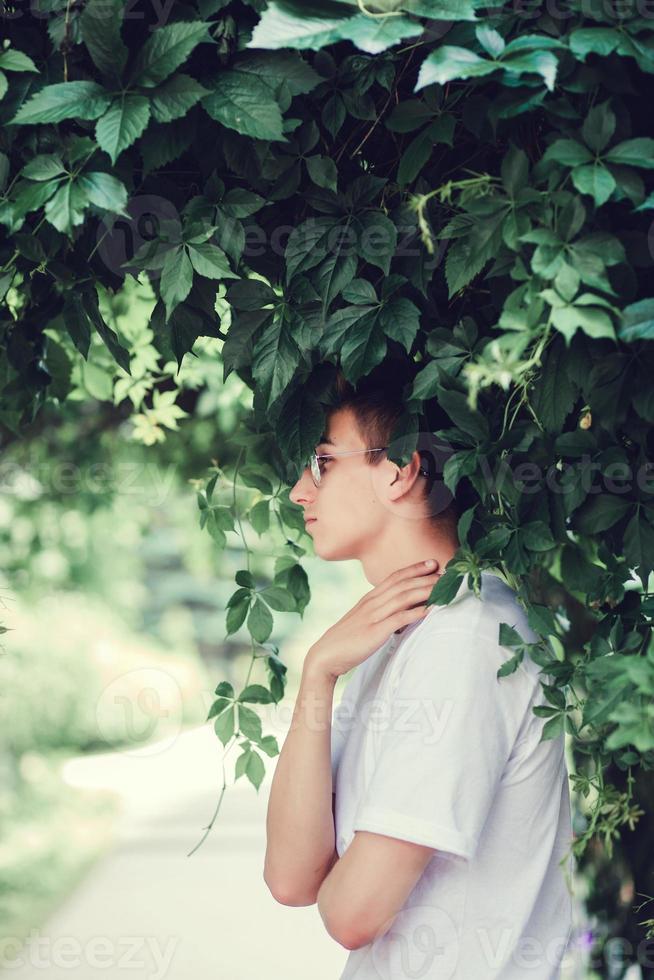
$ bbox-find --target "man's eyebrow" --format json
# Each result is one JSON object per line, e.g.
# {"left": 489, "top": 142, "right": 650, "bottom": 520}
{"left": 317, "top": 434, "right": 335, "bottom": 447}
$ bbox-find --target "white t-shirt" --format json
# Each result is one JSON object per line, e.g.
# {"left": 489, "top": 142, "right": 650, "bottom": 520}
{"left": 330, "top": 570, "right": 574, "bottom": 980}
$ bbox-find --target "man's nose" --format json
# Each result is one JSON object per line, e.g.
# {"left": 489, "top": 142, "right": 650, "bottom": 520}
{"left": 289, "top": 466, "right": 315, "bottom": 505}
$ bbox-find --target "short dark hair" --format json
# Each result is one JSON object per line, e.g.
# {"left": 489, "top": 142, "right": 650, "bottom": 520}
{"left": 324, "top": 356, "right": 475, "bottom": 536}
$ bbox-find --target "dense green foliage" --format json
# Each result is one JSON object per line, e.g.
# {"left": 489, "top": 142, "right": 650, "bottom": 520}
{"left": 2, "top": 0, "right": 654, "bottom": 966}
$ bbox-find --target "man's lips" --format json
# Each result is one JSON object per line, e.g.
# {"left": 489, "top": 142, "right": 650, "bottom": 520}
{"left": 304, "top": 518, "right": 317, "bottom": 525}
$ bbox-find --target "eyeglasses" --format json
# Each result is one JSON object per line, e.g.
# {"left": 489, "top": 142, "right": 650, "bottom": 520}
{"left": 307, "top": 447, "right": 429, "bottom": 487}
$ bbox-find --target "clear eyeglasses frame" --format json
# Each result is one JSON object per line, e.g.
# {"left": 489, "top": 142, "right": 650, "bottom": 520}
{"left": 306, "top": 447, "right": 429, "bottom": 487}
{"left": 308, "top": 447, "right": 387, "bottom": 486}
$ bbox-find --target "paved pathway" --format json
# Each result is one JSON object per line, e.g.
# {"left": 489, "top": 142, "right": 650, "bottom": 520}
{"left": 1, "top": 722, "right": 348, "bottom": 980}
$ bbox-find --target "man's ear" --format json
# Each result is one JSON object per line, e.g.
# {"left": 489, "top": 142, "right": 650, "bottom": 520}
{"left": 388, "top": 452, "right": 422, "bottom": 491}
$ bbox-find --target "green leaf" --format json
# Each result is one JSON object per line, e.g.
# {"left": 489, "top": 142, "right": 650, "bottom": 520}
{"left": 356, "top": 211, "right": 397, "bottom": 275}
{"left": 247, "top": 4, "right": 351, "bottom": 50}
{"left": 80, "top": 0, "right": 128, "bottom": 79}
{"left": 95, "top": 95, "right": 151, "bottom": 165}
{"left": 251, "top": 315, "right": 301, "bottom": 409}
{"left": 232, "top": 50, "right": 322, "bottom": 107}
{"left": 249, "top": 499, "right": 271, "bottom": 535}
{"left": 161, "top": 247, "right": 194, "bottom": 321}
{"left": 140, "top": 117, "right": 195, "bottom": 174}
{"left": 520, "top": 521, "right": 556, "bottom": 551}
{"left": 526, "top": 604, "right": 558, "bottom": 638}
{"left": 7, "top": 180, "right": 60, "bottom": 228}
{"left": 44, "top": 181, "right": 87, "bottom": 235}
{"left": 187, "top": 241, "right": 237, "bottom": 280}
{"left": 226, "top": 597, "right": 250, "bottom": 635}
{"left": 215, "top": 680, "right": 234, "bottom": 698}
{"left": 129, "top": 21, "right": 211, "bottom": 88}
{"left": 541, "top": 714, "right": 564, "bottom": 741}
{"left": 604, "top": 139, "right": 654, "bottom": 169}
{"left": 571, "top": 164, "right": 616, "bottom": 207}
{"left": 334, "top": 13, "right": 422, "bottom": 54}
{"left": 342, "top": 278, "right": 377, "bottom": 304}
{"left": 306, "top": 154, "right": 338, "bottom": 192}
{"left": 221, "top": 188, "right": 266, "bottom": 219}
{"left": 214, "top": 705, "right": 235, "bottom": 745}
{"left": 500, "top": 144, "right": 529, "bottom": 196}
{"left": 258, "top": 735, "right": 280, "bottom": 758}
{"left": 235, "top": 744, "right": 266, "bottom": 788}
{"left": 238, "top": 684, "right": 274, "bottom": 704}
{"left": 247, "top": 596, "right": 273, "bottom": 643}
{"left": 207, "top": 697, "right": 231, "bottom": 720}
{"left": 20, "top": 155, "right": 66, "bottom": 181}
{"left": 239, "top": 467, "right": 273, "bottom": 494}
{"left": 397, "top": 126, "right": 436, "bottom": 187}
{"left": 500, "top": 50, "right": 558, "bottom": 91}
{"left": 0, "top": 48, "right": 40, "bottom": 73}
{"left": 443, "top": 449, "right": 478, "bottom": 493}
{"left": 574, "top": 494, "right": 631, "bottom": 535}
{"left": 260, "top": 585, "right": 296, "bottom": 612}
{"left": 385, "top": 100, "right": 433, "bottom": 133}
{"left": 618, "top": 298, "right": 654, "bottom": 342}
{"left": 426, "top": 569, "right": 464, "bottom": 606}
{"left": 150, "top": 73, "right": 209, "bottom": 123}
{"left": 416, "top": 46, "right": 497, "bottom": 90}
{"left": 551, "top": 303, "right": 617, "bottom": 345}
{"left": 82, "top": 287, "right": 132, "bottom": 374}
{"left": 63, "top": 293, "right": 92, "bottom": 358}
{"left": 443, "top": 207, "right": 507, "bottom": 296}
{"left": 322, "top": 93, "right": 346, "bottom": 137}
{"left": 542, "top": 139, "right": 593, "bottom": 167}
{"left": 582, "top": 100, "right": 615, "bottom": 153}
{"left": 553, "top": 263, "right": 580, "bottom": 303}
{"left": 76, "top": 172, "right": 129, "bottom": 214}
{"left": 530, "top": 336, "right": 577, "bottom": 433}
{"left": 569, "top": 27, "right": 621, "bottom": 60}
{"left": 10, "top": 81, "right": 112, "bottom": 124}
{"left": 497, "top": 652, "right": 524, "bottom": 678}
{"left": 285, "top": 216, "right": 341, "bottom": 280}
{"left": 202, "top": 71, "right": 285, "bottom": 141}
{"left": 476, "top": 26, "right": 505, "bottom": 57}
{"left": 624, "top": 512, "right": 654, "bottom": 587}
{"left": 247, "top": 3, "right": 421, "bottom": 54}
{"left": 380, "top": 296, "right": 421, "bottom": 352}
{"left": 437, "top": 388, "right": 489, "bottom": 442}
{"left": 324, "top": 306, "right": 386, "bottom": 382}
{"left": 206, "top": 506, "right": 234, "bottom": 543}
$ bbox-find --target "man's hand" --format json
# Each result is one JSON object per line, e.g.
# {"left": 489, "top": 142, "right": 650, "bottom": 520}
{"left": 306, "top": 559, "right": 442, "bottom": 680}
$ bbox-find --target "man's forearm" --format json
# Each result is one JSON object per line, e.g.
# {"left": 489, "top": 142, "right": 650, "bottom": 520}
{"left": 264, "top": 655, "right": 339, "bottom": 905}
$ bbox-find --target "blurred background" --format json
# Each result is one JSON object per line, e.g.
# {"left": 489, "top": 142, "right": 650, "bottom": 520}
{"left": 0, "top": 272, "right": 365, "bottom": 978}
{"left": 0, "top": 275, "right": 630, "bottom": 979}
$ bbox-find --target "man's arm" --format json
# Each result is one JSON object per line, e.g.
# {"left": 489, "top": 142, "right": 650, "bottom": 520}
{"left": 263, "top": 656, "right": 339, "bottom": 906}
{"left": 317, "top": 830, "right": 437, "bottom": 950}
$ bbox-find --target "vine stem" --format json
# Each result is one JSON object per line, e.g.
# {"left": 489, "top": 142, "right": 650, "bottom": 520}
{"left": 186, "top": 736, "right": 239, "bottom": 857}
{"left": 188, "top": 444, "right": 267, "bottom": 855}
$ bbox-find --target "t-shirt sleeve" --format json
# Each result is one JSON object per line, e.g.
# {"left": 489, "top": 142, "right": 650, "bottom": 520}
{"left": 351, "top": 628, "right": 526, "bottom": 860}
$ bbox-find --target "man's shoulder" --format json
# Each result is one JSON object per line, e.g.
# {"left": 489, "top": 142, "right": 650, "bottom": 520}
{"left": 439, "top": 571, "right": 536, "bottom": 636}
{"left": 404, "top": 571, "right": 541, "bottom": 682}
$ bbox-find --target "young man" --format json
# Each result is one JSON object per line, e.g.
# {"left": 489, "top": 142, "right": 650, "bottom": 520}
{"left": 264, "top": 361, "right": 575, "bottom": 979}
